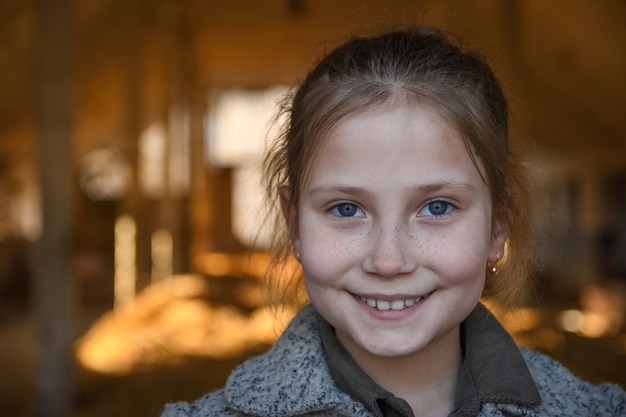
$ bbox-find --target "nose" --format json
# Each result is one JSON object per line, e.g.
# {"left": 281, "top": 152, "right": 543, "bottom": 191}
{"left": 362, "top": 223, "right": 417, "bottom": 278}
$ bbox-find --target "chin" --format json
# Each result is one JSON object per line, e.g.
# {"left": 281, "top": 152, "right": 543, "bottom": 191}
{"left": 358, "top": 337, "right": 424, "bottom": 358}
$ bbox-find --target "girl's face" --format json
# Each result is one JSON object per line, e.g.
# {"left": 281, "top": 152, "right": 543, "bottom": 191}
{"left": 283, "top": 102, "right": 507, "bottom": 360}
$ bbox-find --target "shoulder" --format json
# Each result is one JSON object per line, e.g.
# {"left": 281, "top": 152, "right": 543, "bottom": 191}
{"left": 520, "top": 348, "right": 626, "bottom": 416}
{"left": 160, "top": 390, "right": 238, "bottom": 417}
{"left": 222, "top": 304, "right": 352, "bottom": 415}
{"left": 223, "top": 304, "right": 329, "bottom": 399}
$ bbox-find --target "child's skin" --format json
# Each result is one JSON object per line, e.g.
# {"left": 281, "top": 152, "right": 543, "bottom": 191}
{"left": 282, "top": 99, "right": 507, "bottom": 415}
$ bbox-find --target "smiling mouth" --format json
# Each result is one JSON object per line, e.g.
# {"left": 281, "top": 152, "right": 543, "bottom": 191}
{"left": 359, "top": 295, "right": 428, "bottom": 311}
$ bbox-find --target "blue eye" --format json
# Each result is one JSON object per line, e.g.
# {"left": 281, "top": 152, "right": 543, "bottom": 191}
{"left": 423, "top": 200, "right": 453, "bottom": 216}
{"left": 331, "top": 203, "right": 363, "bottom": 217}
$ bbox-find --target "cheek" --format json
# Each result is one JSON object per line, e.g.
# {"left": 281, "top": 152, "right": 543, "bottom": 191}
{"left": 439, "top": 249, "right": 487, "bottom": 285}
{"left": 426, "top": 224, "right": 491, "bottom": 282}
{"left": 298, "top": 226, "right": 344, "bottom": 283}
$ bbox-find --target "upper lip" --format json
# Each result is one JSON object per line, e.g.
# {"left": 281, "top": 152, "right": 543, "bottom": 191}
{"left": 354, "top": 291, "right": 432, "bottom": 301}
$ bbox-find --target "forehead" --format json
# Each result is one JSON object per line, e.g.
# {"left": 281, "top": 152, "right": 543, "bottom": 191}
{"left": 304, "top": 95, "right": 464, "bottom": 160}
{"left": 304, "top": 102, "right": 489, "bottom": 192}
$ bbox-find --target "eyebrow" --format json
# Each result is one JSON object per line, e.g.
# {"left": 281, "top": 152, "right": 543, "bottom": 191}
{"left": 308, "top": 186, "right": 369, "bottom": 198}
{"left": 414, "top": 181, "right": 476, "bottom": 195}
{"left": 308, "top": 181, "right": 476, "bottom": 197}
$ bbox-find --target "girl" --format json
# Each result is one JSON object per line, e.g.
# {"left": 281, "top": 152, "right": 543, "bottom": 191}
{"left": 162, "top": 26, "right": 626, "bottom": 417}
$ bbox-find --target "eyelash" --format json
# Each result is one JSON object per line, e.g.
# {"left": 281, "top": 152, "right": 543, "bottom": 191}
{"left": 420, "top": 199, "right": 457, "bottom": 217}
{"left": 327, "top": 199, "right": 457, "bottom": 219}
{"left": 328, "top": 202, "right": 364, "bottom": 218}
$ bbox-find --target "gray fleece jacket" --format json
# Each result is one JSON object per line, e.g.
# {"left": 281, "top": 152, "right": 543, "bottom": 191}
{"left": 161, "top": 304, "right": 626, "bottom": 417}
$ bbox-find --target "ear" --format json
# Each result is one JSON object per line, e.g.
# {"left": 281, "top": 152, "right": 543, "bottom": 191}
{"left": 488, "top": 217, "right": 509, "bottom": 263}
{"left": 279, "top": 187, "right": 301, "bottom": 259}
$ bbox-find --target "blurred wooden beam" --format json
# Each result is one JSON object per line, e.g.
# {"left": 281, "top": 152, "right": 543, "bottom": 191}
{"left": 33, "top": 0, "right": 75, "bottom": 415}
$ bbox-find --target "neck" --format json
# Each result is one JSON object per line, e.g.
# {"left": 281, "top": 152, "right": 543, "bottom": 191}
{"left": 338, "top": 325, "right": 462, "bottom": 416}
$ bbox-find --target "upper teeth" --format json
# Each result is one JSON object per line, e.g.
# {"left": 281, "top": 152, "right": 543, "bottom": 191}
{"left": 360, "top": 296, "right": 423, "bottom": 311}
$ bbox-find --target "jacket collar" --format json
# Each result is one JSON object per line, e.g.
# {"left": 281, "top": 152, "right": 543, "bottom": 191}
{"left": 453, "top": 303, "right": 542, "bottom": 415}
{"left": 223, "top": 303, "right": 542, "bottom": 417}
{"left": 319, "top": 302, "right": 541, "bottom": 417}
{"left": 223, "top": 304, "right": 363, "bottom": 416}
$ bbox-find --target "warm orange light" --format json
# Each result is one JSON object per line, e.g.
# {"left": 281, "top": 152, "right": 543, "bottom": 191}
{"left": 114, "top": 215, "right": 136, "bottom": 309}
{"left": 151, "top": 228, "right": 173, "bottom": 282}
{"left": 555, "top": 282, "right": 626, "bottom": 339}
{"left": 193, "top": 251, "right": 300, "bottom": 282}
{"left": 498, "top": 307, "right": 541, "bottom": 333}
{"left": 556, "top": 309, "right": 584, "bottom": 333}
{"left": 556, "top": 308, "right": 617, "bottom": 338}
{"left": 75, "top": 274, "right": 296, "bottom": 375}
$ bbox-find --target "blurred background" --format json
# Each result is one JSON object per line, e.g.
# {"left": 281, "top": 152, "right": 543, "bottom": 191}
{"left": 0, "top": 0, "right": 625, "bottom": 416}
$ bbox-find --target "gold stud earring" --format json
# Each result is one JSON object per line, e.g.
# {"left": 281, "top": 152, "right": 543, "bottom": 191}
{"left": 488, "top": 253, "right": 501, "bottom": 275}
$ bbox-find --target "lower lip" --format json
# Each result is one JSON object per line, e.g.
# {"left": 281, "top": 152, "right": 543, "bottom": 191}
{"left": 354, "top": 292, "right": 432, "bottom": 320}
